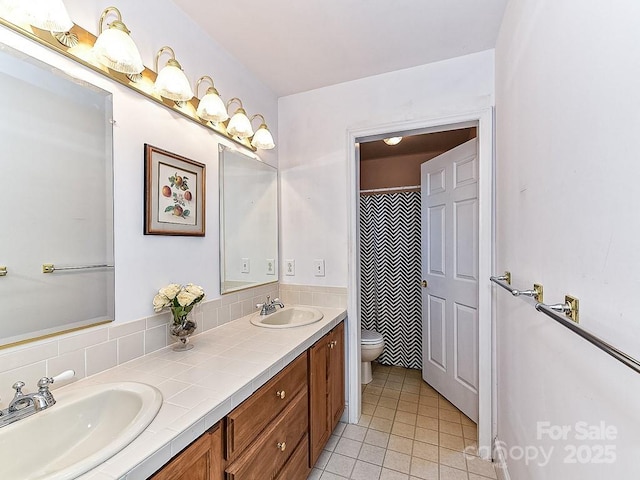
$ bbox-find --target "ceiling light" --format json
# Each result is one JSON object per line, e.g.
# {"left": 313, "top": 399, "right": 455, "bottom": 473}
{"left": 154, "top": 46, "right": 194, "bottom": 102}
{"left": 226, "top": 98, "right": 253, "bottom": 139}
{"left": 92, "top": 7, "right": 144, "bottom": 75}
{"left": 383, "top": 137, "right": 403, "bottom": 146}
{"left": 195, "top": 76, "right": 229, "bottom": 123}
{"left": 250, "top": 114, "right": 275, "bottom": 150}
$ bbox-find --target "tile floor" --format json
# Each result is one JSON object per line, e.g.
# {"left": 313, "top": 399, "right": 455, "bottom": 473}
{"left": 307, "top": 364, "right": 499, "bottom": 480}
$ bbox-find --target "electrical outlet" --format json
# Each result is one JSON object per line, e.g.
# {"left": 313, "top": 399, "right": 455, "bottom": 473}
{"left": 313, "top": 259, "right": 325, "bottom": 277}
{"left": 241, "top": 258, "right": 250, "bottom": 273}
{"left": 266, "top": 259, "right": 275, "bottom": 275}
{"left": 285, "top": 259, "right": 295, "bottom": 276}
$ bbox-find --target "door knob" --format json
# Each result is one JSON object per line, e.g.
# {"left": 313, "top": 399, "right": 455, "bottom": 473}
{"left": 421, "top": 280, "right": 428, "bottom": 288}
{"left": 276, "top": 390, "right": 286, "bottom": 399}
{"left": 277, "top": 441, "right": 286, "bottom": 451}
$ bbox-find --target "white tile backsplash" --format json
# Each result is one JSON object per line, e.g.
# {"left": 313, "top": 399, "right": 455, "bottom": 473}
{"left": 280, "top": 284, "right": 347, "bottom": 309}
{"left": 86, "top": 340, "right": 117, "bottom": 377}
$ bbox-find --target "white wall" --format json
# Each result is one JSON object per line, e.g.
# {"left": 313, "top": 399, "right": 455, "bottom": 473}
{"left": 278, "top": 50, "right": 495, "bottom": 286}
{"left": 495, "top": 1, "right": 640, "bottom": 478}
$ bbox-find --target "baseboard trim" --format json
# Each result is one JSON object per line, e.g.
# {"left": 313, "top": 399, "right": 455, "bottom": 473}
{"left": 494, "top": 437, "right": 511, "bottom": 480}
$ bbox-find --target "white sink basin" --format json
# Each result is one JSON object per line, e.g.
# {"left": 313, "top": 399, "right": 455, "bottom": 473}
{"left": 251, "top": 306, "right": 324, "bottom": 328}
{"left": 0, "top": 382, "right": 162, "bottom": 480}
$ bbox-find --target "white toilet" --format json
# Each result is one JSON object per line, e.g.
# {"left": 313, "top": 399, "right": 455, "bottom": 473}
{"left": 361, "top": 329, "right": 385, "bottom": 384}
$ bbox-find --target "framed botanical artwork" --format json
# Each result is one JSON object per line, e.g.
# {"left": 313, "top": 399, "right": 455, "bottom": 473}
{"left": 144, "top": 144, "right": 206, "bottom": 236}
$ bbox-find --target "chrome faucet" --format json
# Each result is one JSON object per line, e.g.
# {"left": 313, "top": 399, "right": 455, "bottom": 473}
{"left": 256, "top": 295, "right": 285, "bottom": 315}
{"left": 0, "top": 370, "right": 74, "bottom": 428}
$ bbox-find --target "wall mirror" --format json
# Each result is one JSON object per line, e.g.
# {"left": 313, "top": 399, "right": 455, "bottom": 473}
{"left": 0, "top": 43, "right": 114, "bottom": 348}
{"left": 219, "top": 145, "right": 278, "bottom": 294}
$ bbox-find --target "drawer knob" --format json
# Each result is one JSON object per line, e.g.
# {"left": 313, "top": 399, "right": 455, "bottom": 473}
{"left": 277, "top": 441, "right": 286, "bottom": 452}
{"left": 276, "top": 390, "right": 286, "bottom": 399}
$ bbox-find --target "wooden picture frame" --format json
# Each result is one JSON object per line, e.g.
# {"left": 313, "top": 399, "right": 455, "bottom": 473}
{"left": 144, "top": 144, "right": 206, "bottom": 236}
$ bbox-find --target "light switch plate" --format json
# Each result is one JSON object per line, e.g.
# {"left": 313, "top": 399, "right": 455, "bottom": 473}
{"left": 266, "top": 259, "right": 275, "bottom": 275}
{"left": 313, "top": 259, "right": 325, "bottom": 277}
{"left": 285, "top": 259, "right": 295, "bottom": 276}
{"left": 241, "top": 258, "right": 250, "bottom": 273}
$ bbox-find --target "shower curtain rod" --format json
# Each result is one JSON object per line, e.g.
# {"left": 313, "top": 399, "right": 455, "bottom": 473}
{"left": 360, "top": 185, "right": 420, "bottom": 194}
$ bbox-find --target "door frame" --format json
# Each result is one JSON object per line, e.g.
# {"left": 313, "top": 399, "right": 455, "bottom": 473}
{"left": 346, "top": 107, "right": 495, "bottom": 458}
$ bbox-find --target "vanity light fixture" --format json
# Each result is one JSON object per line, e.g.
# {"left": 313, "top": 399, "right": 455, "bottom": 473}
{"left": 154, "top": 46, "right": 194, "bottom": 102}
{"left": 22, "top": 0, "right": 78, "bottom": 47}
{"left": 383, "top": 137, "right": 403, "bottom": 146}
{"left": 226, "top": 97, "right": 253, "bottom": 139}
{"left": 250, "top": 114, "right": 275, "bottom": 150}
{"left": 92, "top": 7, "right": 144, "bottom": 75}
{"left": 195, "top": 76, "right": 229, "bottom": 123}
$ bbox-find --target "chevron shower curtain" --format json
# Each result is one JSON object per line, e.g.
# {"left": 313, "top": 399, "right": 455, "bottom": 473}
{"left": 360, "top": 191, "right": 422, "bottom": 369}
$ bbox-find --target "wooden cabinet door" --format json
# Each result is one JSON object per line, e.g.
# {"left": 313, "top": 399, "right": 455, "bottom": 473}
{"left": 225, "top": 391, "right": 308, "bottom": 480}
{"left": 151, "top": 423, "right": 223, "bottom": 480}
{"left": 329, "top": 322, "right": 345, "bottom": 430}
{"left": 226, "top": 353, "right": 308, "bottom": 461}
{"left": 308, "top": 331, "right": 330, "bottom": 467}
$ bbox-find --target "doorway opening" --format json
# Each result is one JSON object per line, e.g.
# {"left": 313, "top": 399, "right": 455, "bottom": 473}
{"left": 359, "top": 127, "right": 477, "bottom": 372}
{"left": 346, "top": 109, "right": 494, "bottom": 458}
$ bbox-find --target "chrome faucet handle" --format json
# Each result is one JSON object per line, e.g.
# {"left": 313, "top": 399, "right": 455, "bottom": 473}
{"left": 38, "top": 369, "right": 75, "bottom": 391}
{"left": 12, "top": 381, "right": 25, "bottom": 396}
{"left": 8, "top": 382, "right": 29, "bottom": 412}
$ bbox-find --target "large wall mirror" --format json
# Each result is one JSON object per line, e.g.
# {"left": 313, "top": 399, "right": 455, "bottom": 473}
{"left": 0, "top": 43, "right": 114, "bottom": 347}
{"left": 219, "top": 145, "right": 278, "bottom": 294}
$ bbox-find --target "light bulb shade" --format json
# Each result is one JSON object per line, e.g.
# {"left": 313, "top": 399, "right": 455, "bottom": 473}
{"left": 24, "top": 0, "right": 73, "bottom": 32}
{"left": 155, "top": 61, "right": 194, "bottom": 102}
{"left": 0, "top": 0, "right": 26, "bottom": 24}
{"left": 227, "top": 108, "right": 253, "bottom": 138}
{"left": 93, "top": 23, "right": 144, "bottom": 74}
{"left": 383, "top": 136, "right": 403, "bottom": 146}
{"left": 196, "top": 89, "right": 229, "bottom": 123}
{"left": 251, "top": 124, "right": 275, "bottom": 150}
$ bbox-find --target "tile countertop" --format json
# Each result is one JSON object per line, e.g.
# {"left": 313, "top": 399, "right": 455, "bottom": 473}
{"left": 72, "top": 305, "right": 347, "bottom": 480}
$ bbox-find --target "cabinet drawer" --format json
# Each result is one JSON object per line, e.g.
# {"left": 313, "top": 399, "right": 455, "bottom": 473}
{"left": 275, "top": 434, "right": 310, "bottom": 480}
{"left": 225, "top": 390, "right": 308, "bottom": 480}
{"left": 226, "top": 352, "right": 308, "bottom": 460}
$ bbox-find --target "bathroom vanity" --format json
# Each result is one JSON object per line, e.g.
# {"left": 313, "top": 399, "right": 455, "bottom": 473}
{"left": 151, "top": 320, "right": 345, "bottom": 480}
{"left": 66, "top": 306, "right": 346, "bottom": 479}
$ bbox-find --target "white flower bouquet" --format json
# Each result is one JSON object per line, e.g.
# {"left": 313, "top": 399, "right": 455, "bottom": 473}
{"left": 153, "top": 283, "right": 205, "bottom": 324}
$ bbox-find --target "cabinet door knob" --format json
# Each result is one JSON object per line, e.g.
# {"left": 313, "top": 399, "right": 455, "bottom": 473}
{"left": 277, "top": 441, "right": 286, "bottom": 452}
{"left": 276, "top": 390, "right": 286, "bottom": 399}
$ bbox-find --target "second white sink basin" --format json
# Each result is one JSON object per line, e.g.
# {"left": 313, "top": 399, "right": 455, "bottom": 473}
{"left": 0, "top": 381, "right": 162, "bottom": 480}
{"left": 251, "top": 306, "right": 324, "bottom": 328}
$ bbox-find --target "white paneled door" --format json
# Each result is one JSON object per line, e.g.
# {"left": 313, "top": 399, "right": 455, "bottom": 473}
{"left": 421, "top": 138, "right": 479, "bottom": 422}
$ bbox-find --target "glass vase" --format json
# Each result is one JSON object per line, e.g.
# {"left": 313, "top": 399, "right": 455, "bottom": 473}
{"left": 169, "top": 308, "right": 197, "bottom": 351}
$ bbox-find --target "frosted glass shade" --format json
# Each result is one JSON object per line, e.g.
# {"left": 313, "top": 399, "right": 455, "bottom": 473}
{"left": 155, "top": 60, "right": 194, "bottom": 102}
{"left": 93, "top": 23, "right": 144, "bottom": 75}
{"left": 196, "top": 88, "right": 229, "bottom": 123}
{"left": 251, "top": 125, "right": 275, "bottom": 150}
{"left": 227, "top": 108, "right": 253, "bottom": 138}
{"left": 24, "top": 0, "right": 73, "bottom": 31}
{"left": 0, "top": 0, "right": 25, "bottom": 23}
